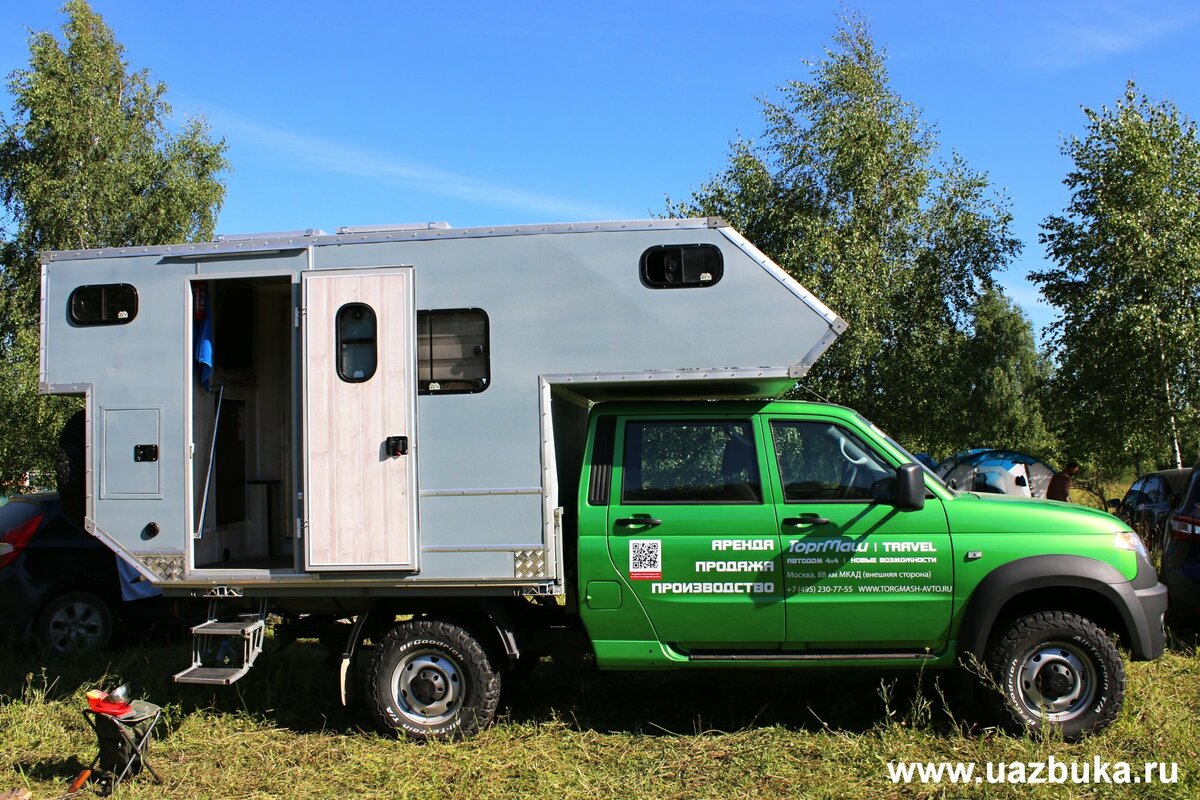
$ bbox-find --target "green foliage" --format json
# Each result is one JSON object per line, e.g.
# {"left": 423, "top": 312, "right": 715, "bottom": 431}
{"left": 1034, "top": 82, "right": 1200, "bottom": 474}
{"left": 955, "top": 289, "right": 1056, "bottom": 458}
{"left": 669, "top": 13, "right": 1030, "bottom": 460}
{"left": 0, "top": 0, "right": 227, "bottom": 489}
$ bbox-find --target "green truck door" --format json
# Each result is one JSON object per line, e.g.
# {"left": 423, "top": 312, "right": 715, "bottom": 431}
{"left": 609, "top": 417, "right": 784, "bottom": 650}
{"left": 766, "top": 418, "right": 954, "bottom": 650}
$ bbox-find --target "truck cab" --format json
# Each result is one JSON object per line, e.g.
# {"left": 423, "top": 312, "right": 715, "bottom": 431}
{"left": 575, "top": 400, "right": 1166, "bottom": 740}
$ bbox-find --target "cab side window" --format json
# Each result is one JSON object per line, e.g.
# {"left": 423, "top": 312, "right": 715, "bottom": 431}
{"left": 771, "top": 421, "right": 892, "bottom": 502}
{"left": 622, "top": 420, "right": 762, "bottom": 504}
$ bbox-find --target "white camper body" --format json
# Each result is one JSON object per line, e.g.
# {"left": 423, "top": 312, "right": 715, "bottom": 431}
{"left": 40, "top": 218, "right": 845, "bottom": 598}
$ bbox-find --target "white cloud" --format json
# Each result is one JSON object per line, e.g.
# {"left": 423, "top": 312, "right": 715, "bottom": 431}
{"left": 206, "top": 108, "right": 626, "bottom": 222}
{"left": 1028, "top": 3, "right": 1200, "bottom": 68}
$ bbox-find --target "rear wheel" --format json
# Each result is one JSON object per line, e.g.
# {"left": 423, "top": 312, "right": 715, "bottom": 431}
{"left": 365, "top": 619, "right": 500, "bottom": 740}
{"left": 35, "top": 590, "right": 113, "bottom": 655}
{"left": 986, "top": 610, "right": 1124, "bottom": 741}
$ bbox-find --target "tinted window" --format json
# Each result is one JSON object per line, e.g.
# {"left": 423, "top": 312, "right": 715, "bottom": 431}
{"left": 771, "top": 421, "right": 893, "bottom": 502}
{"left": 69, "top": 284, "right": 137, "bottom": 325}
{"left": 1124, "top": 478, "right": 1146, "bottom": 505}
{"left": 336, "top": 303, "right": 377, "bottom": 382}
{"left": 640, "top": 244, "right": 723, "bottom": 289}
{"left": 622, "top": 420, "right": 761, "bottom": 504}
{"left": 417, "top": 309, "right": 489, "bottom": 394}
{"left": 1144, "top": 477, "right": 1165, "bottom": 504}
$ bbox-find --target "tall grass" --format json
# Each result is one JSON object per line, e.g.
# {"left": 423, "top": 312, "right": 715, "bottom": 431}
{"left": 1, "top": 628, "right": 1197, "bottom": 798}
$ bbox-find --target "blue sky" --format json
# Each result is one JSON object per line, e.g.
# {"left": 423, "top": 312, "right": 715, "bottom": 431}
{"left": 2, "top": 1, "right": 1198, "bottom": 336}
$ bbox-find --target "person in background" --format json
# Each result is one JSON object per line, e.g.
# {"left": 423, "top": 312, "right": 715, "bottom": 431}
{"left": 1047, "top": 461, "right": 1081, "bottom": 502}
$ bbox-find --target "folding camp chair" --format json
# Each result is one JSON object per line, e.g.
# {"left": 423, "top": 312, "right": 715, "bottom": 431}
{"left": 82, "top": 700, "right": 164, "bottom": 792}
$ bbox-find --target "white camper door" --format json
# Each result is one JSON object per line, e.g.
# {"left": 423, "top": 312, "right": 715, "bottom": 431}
{"left": 302, "top": 268, "right": 417, "bottom": 571}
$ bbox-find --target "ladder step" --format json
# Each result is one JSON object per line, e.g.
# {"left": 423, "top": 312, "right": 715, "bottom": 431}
{"left": 173, "top": 665, "right": 252, "bottom": 685}
{"left": 192, "top": 619, "right": 265, "bottom": 637}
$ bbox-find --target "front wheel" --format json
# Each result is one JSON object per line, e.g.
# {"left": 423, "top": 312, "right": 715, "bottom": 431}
{"left": 986, "top": 610, "right": 1124, "bottom": 741}
{"left": 365, "top": 619, "right": 500, "bottom": 740}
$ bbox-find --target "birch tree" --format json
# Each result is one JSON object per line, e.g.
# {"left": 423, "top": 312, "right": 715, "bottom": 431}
{"left": 1034, "top": 82, "right": 1200, "bottom": 472}
{"left": 0, "top": 0, "right": 227, "bottom": 488}
{"left": 670, "top": 13, "right": 1026, "bottom": 458}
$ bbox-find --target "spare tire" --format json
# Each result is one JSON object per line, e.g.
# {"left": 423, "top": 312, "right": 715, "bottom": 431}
{"left": 55, "top": 410, "right": 86, "bottom": 525}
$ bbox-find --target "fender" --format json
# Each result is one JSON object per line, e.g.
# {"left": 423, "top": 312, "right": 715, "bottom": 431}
{"left": 338, "top": 600, "right": 376, "bottom": 706}
{"left": 956, "top": 554, "right": 1159, "bottom": 662}
{"left": 337, "top": 598, "right": 522, "bottom": 706}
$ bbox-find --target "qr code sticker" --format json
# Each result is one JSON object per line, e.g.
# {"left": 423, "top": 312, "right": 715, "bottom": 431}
{"left": 629, "top": 539, "right": 661, "bottom": 580}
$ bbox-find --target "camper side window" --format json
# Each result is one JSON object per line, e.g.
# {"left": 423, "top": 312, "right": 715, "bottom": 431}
{"left": 640, "top": 244, "right": 723, "bottom": 289}
{"left": 68, "top": 283, "right": 138, "bottom": 325}
{"left": 336, "top": 303, "right": 378, "bottom": 382}
{"left": 417, "top": 309, "right": 489, "bottom": 394}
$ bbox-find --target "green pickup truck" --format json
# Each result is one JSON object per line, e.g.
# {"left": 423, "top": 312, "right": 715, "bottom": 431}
{"left": 562, "top": 400, "right": 1166, "bottom": 741}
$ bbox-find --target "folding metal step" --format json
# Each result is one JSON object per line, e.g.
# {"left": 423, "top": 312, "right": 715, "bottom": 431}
{"left": 173, "top": 599, "right": 267, "bottom": 686}
{"left": 192, "top": 619, "right": 266, "bottom": 637}
{"left": 172, "top": 665, "right": 252, "bottom": 686}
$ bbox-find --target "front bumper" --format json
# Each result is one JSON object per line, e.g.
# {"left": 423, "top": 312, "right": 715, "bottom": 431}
{"left": 1130, "top": 581, "right": 1168, "bottom": 660}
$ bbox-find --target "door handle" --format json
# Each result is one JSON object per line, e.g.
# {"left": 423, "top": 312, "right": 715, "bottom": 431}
{"left": 615, "top": 516, "right": 662, "bottom": 528}
{"left": 782, "top": 515, "right": 830, "bottom": 527}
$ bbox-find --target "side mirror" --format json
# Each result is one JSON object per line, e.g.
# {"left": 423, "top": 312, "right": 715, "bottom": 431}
{"left": 894, "top": 463, "right": 925, "bottom": 511}
{"left": 1106, "top": 498, "right": 1121, "bottom": 510}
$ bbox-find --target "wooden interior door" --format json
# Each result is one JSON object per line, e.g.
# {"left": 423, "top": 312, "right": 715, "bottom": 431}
{"left": 302, "top": 268, "right": 417, "bottom": 571}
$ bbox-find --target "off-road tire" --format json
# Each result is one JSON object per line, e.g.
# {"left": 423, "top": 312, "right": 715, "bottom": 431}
{"left": 986, "top": 610, "right": 1124, "bottom": 741}
{"left": 365, "top": 619, "right": 500, "bottom": 741}
{"left": 35, "top": 590, "right": 113, "bottom": 655}
{"left": 55, "top": 410, "right": 86, "bottom": 525}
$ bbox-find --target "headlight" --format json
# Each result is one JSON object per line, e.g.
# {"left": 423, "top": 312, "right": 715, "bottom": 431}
{"left": 1113, "top": 530, "right": 1150, "bottom": 562}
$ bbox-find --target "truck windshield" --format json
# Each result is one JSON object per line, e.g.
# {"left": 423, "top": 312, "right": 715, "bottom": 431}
{"left": 859, "top": 415, "right": 954, "bottom": 494}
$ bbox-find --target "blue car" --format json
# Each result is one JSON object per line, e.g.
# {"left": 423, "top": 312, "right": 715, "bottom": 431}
{"left": 0, "top": 492, "right": 167, "bottom": 654}
{"left": 1163, "top": 463, "right": 1200, "bottom": 621}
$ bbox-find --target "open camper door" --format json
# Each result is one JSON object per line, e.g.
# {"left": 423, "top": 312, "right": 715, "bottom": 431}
{"left": 302, "top": 268, "right": 418, "bottom": 571}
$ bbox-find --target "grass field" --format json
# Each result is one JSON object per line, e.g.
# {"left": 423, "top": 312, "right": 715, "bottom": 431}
{"left": 1, "top": 623, "right": 1198, "bottom": 799}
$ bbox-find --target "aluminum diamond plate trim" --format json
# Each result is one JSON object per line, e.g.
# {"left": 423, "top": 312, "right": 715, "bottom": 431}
{"left": 140, "top": 554, "right": 185, "bottom": 581}
{"left": 514, "top": 549, "right": 547, "bottom": 579}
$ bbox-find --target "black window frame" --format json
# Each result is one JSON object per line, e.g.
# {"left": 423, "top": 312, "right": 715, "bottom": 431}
{"left": 416, "top": 308, "right": 490, "bottom": 395}
{"left": 335, "top": 302, "right": 378, "bottom": 383}
{"left": 68, "top": 283, "right": 138, "bottom": 326}
{"left": 639, "top": 244, "right": 724, "bottom": 289}
{"left": 619, "top": 418, "right": 764, "bottom": 506}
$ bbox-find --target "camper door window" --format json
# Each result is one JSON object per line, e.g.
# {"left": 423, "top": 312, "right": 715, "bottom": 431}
{"left": 336, "top": 303, "right": 378, "bottom": 382}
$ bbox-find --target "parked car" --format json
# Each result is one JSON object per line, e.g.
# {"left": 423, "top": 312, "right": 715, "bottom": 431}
{"left": 0, "top": 492, "right": 170, "bottom": 654}
{"left": 1109, "top": 468, "right": 1194, "bottom": 564}
{"left": 1162, "top": 463, "right": 1200, "bottom": 620}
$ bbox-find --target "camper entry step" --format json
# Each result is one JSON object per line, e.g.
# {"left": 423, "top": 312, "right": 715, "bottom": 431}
{"left": 173, "top": 666, "right": 250, "bottom": 686}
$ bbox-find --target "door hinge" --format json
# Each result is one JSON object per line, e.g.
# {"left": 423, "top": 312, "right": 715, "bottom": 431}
{"left": 294, "top": 306, "right": 303, "bottom": 328}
